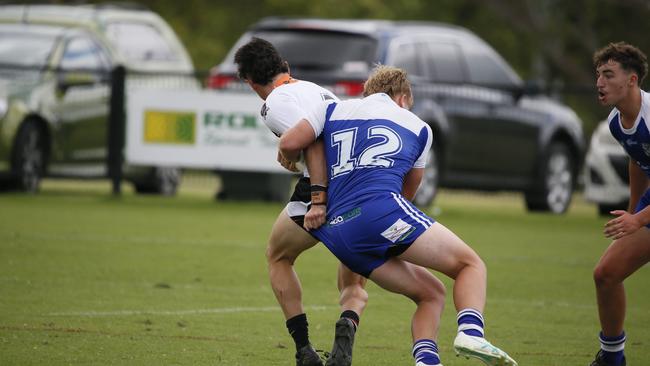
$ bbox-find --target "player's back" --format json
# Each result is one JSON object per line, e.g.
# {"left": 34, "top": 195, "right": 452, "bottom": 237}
{"left": 322, "top": 93, "right": 431, "bottom": 214}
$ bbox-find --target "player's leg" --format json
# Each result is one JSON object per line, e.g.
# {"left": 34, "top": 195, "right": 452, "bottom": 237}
{"left": 591, "top": 228, "right": 650, "bottom": 366}
{"left": 369, "top": 258, "right": 446, "bottom": 366}
{"left": 337, "top": 262, "right": 368, "bottom": 321}
{"left": 325, "top": 264, "right": 368, "bottom": 366}
{"left": 398, "top": 222, "right": 517, "bottom": 366}
{"left": 267, "top": 209, "right": 321, "bottom": 365}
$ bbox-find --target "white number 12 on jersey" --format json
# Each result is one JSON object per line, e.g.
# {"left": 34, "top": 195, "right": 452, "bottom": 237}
{"left": 330, "top": 125, "right": 402, "bottom": 178}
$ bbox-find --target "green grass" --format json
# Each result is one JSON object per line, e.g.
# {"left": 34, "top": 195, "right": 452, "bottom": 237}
{"left": 0, "top": 178, "right": 649, "bottom": 365}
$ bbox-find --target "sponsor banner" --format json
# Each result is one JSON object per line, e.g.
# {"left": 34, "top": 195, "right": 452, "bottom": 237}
{"left": 125, "top": 89, "right": 287, "bottom": 172}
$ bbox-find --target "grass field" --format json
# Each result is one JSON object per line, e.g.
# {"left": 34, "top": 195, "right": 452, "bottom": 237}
{"left": 1, "top": 177, "right": 649, "bottom": 365}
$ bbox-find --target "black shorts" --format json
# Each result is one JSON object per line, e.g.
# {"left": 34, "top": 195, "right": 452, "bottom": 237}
{"left": 286, "top": 176, "right": 311, "bottom": 229}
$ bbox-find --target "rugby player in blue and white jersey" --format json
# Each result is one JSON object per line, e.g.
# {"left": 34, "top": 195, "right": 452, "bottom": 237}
{"left": 591, "top": 42, "right": 650, "bottom": 366}
{"left": 280, "top": 65, "right": 517, "bottom": 366}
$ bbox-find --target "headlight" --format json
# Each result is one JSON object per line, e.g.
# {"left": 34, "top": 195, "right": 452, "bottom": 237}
{"left": 0, "top": 98, "right": 7, "bottom": 120}
{"left": 595, "top": 122, "right": 620, "bottom": 147}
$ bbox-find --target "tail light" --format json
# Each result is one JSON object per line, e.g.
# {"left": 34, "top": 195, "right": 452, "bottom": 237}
{"left": 333, "top": 81, "right": 365, "bottom": 97}
{"left": 206, "top": 73, "right": 238, "bottom": 89}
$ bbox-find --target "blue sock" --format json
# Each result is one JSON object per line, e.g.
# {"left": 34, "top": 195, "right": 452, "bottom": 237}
{"left": 600, "top": 331, "right": 626, "bottom": 365}
{"left": 412, "top": 339, "right": 441, "bottom": 365}
{"left": 457, "top": 308, "right": 484, "bottom": 337}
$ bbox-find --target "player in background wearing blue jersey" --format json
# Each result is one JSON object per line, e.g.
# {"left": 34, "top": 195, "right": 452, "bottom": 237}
{"left": 592, "top": 42, "right": 650, "bottom": 366}
{"left": 280, "top": 66, "right": 517, "bottom": 366}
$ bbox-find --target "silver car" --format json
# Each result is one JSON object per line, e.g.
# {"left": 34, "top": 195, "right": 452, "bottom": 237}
{"left": 584, "top": 119, "right": 629, "bottom": 214}
{"left": 0, "top": 4, "right": 195, "bottom": 194}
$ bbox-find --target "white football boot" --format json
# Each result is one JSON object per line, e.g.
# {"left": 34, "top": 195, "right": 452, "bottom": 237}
{"left": 453, "top": 332, "right": 517, "bottom": 366}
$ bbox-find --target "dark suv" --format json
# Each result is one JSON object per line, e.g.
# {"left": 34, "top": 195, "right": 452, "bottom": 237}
{"left": 210, "top": 18, "right": 585, "bottom": 213}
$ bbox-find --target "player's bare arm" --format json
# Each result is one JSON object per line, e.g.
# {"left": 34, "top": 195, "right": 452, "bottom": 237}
{"left": 279, "top": 119, "right": 317, "bottom": 162}
{"left": 302, "top": 139, "right": 328, "bottom": 230}
{"left": 604, "top": 161, "right": 650, "bottom": 239}
{"left": 402, "top": 168, "right": 424, "bottom": 201}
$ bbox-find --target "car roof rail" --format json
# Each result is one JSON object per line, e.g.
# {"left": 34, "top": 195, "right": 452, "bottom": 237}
{"left": 0, "top": 1, "right": 150, "bottom": 11}
{"left": 91, "top": 2, "right": 150, "bottom": 11}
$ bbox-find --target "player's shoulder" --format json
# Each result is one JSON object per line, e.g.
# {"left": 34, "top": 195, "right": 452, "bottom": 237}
{"left": 641, "top": 89, "right": 650, "bottom": 121}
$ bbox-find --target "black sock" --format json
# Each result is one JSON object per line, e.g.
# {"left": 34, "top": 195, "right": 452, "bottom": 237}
{"left": 286, "top": 313, "right": 310, "bottom": 350}
{"left": 340, "top": 310, "right": 359, "bottom": 330}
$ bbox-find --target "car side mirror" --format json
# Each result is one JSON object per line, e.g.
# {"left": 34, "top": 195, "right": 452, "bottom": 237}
{"left": 56, "top": 71, "right": 103, "bottom": 94}
{"left": 512, "top": 80, "right": 545, "bottom": 102}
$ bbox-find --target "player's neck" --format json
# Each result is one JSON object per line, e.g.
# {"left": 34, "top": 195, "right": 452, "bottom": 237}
{"left": 617, "top": 87, "right": 642, "bottom": 129}
{"left": 256, "top": 73, "right": 296, "bottom": 100}
{"left": 272, "top": 73, "right": 295, "bottom": 88}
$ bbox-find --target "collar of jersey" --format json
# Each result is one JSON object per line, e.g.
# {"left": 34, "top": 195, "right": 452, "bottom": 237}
{"left": 272, "top": 74, "right": 297, "bottom": 89}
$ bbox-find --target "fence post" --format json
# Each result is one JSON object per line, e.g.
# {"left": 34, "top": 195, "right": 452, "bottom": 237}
{"left": 108, "top": 65, "right": 126, "bottom": 195}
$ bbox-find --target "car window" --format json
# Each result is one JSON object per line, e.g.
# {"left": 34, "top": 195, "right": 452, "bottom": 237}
{"left": 105, "top": 22, "right": 179, "bottom": 63}
{"left": 0, "top": 31, "right": 57, "bottom": 66}
{"left": 247, "top": 30, "right": 377, "bottom": 72}
{"left": 61, "top": 37, "right": 107, "bottom": 70}
{"left": 392, "top": 42, "right": 420, "bottom": 76}
{"left": 421, "top": 42, "right": 465, "bottom": 83}
{"left": 464, "top": 49, "right": 520, "bottom": 87}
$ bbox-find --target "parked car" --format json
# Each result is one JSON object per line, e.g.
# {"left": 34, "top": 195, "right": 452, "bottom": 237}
{"left": 584, "top": 119, "right": 629, "bottom": 215}
{"left": 209, "top": 18, "right": 585, "bottom": 213}
{"left": 0, "top": 4, "right": 195, "bottom": 194}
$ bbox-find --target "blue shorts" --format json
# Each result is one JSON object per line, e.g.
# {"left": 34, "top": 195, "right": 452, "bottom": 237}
{"left": 634, "top": 188, "right": 650, "bottom": 228}
{"left": 312, "top": 192, "right": 435, "bottom": 277}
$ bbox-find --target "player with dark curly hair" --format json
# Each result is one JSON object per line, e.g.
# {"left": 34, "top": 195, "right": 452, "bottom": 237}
{"left": 234, "top": 37, "right": 371, "bottom": 366}
{"left": 591, "top": 41, "right": 650, "bottom": 366}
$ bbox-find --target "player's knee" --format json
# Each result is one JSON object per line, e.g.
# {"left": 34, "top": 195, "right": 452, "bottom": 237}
{"left": 422, "top": 277, "right": 446, "bottom": 303}
{"left": 265, "top": 242, "right": 297, "bottom": 266}
{"left": 593, "top": 261, "right": 621, "bottom": 286}
{"left": 452, "top": 250, "right": 486, "bottom": 279}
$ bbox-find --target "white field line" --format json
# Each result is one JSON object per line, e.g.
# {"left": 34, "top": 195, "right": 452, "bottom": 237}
{"left": 47, "top": 305, "right": 332, "bottom": 317}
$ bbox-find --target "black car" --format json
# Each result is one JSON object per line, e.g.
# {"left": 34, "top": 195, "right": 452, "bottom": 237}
{"left": 210, "top": 18, "right": 585, "bottom": 213}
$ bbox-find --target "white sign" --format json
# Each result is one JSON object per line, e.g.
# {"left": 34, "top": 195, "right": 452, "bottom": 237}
{"left": 125, "top": 89, "right": 289, "bottom": 173}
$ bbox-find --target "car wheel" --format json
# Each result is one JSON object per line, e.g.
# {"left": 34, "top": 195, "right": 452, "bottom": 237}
{"left": 12, "top": 120, "right": 46, "bottom": 193}
{"left": 413, "top": 143, "right": 439, "bottom": 208}
{"left": 133, "top": 167, "right": 181, "bottom": 196}
{"left": 525, "top": 142, "right": 575, "bottom": 214}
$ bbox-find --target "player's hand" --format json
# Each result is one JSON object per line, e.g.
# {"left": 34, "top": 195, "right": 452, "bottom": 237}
{"left": 304, "top": 205, "right": 326, "bottom": 230}
{"left": 277, "top": 150, "right": 300, "bottom": 172}
{"left": 604, "top": 210, "right": 642, "bottom": 240}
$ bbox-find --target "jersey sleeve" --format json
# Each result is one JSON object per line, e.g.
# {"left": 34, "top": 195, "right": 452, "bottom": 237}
{"left": 413, "top": 123, "right": 433, "bottom": 168}
{"left": 263, "top": 92, "right": 308, "bottom": 136}
{"left": 303, "top": 100, "right": 333, "bottom": 138}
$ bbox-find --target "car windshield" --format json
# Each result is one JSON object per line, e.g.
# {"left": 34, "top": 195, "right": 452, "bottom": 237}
{"left": 105, "top": 22, "right": 179, "bottom": 63}
{"left": 0, "top": 31, "right": 57, "bottom": 66}
{"left": 251, "top": 30, "right": 377, "bottom": 72}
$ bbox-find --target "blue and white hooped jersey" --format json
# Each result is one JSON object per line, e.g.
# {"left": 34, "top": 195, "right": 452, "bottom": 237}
{"left": 608, "top": 90, "right": 650, "bottom": 178}
{"left": 307, "top": 93, "right": 432, "bottom": 215}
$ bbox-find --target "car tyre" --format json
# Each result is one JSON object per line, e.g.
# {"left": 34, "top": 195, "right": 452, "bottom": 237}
{"left": 133, "top": 167, "right": 181, "bottom": 196}
{"left": 12, "top": 120, "right": 46, "bottom": 193}
{"left": 413, "top": 143, "right": 440, "bottom": 208}
{"left": 525, "top": 142, "right": 575, "bottom": 214}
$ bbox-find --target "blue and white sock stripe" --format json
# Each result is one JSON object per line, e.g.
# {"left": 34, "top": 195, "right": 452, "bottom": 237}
{"left": 600, "top": 332, "right": 626, "bottom": 352}
{"left": 391, "top": 192, "right": 433, "bottom": 229}
{"left": 457, "top": 308, "right": 484, "bottom": 324}
{"left": 412, "top": 339, "right": 438, "bottom": 355}
{"left": 413, "top": 339, "right": 439, "bottom": 362}
{"left": 458, "top": 323, "right": 484, "bottom": 334}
